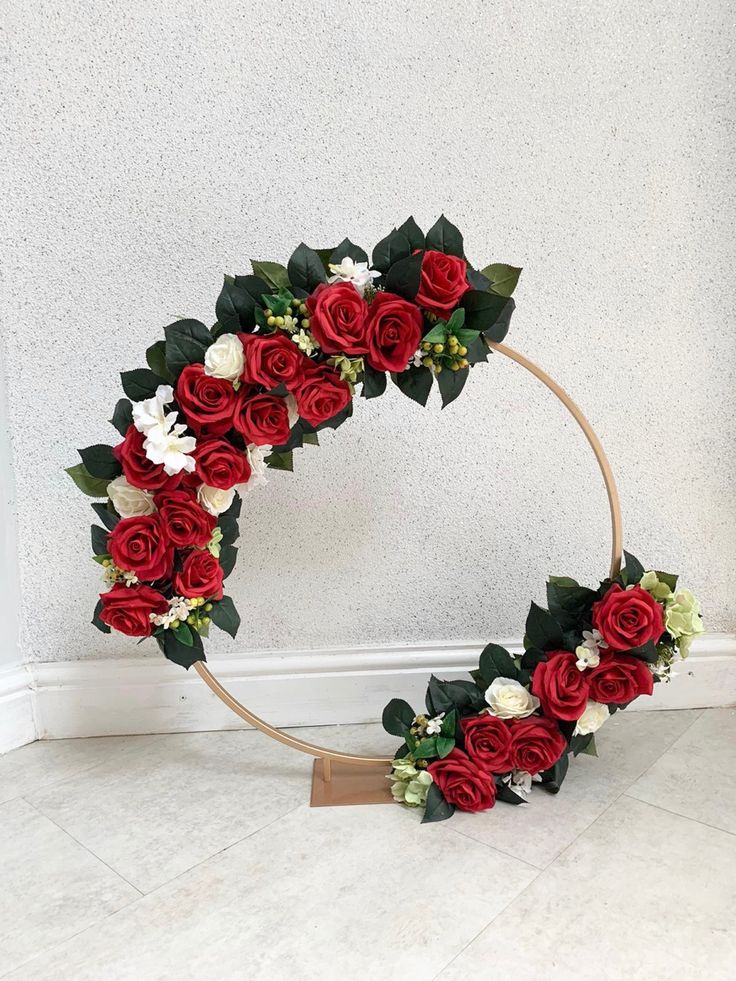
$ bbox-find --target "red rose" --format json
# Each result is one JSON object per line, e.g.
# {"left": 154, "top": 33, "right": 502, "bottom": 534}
{"left": 234, "top": 392, "right": 292, "bottom": 446}
{"left": 508, "top": 716, "right": 567, "bottom": 775}
{"left": 239, "top": 332, "right": 307, "bottom": 390}
{"left": 427, "top": 749, "right": 496, "bottom": 813}
{"left": 113, "top": 426, "right": 181, "bottom": 492}
{"left": 461, "top": 714, "right": 513, "bottom": 774}
{"left": 587, "top": 653, "right": 654, "bottom": 704}
{"left": 194, "top": 438, "right": 251, "bottom": 489}
{"left": 307, "top": 282, "right": 370, "bottom": 355}
{"left": 292, "top": 363, "right": 351, "bottom": 427}
{"left": 415, "top": 250, "right": 470, "bottom": 317}
{"left": 98, "top": 583, "right": 169, "bottom": 637}
{"left": 592, "top": 584, "right": 665, "bottom": 651}
{"left": 175, "top": 364, "right": 238, "bottom": 435}
{"left": 108, "top": 514, "right": 173, "bottom": 581}
{"left": 531, "top": 650, "right": 590, "bottom": 721}
{"left": 173, "top": 550, "right": 224, "bottom": 600}
{"left": 154, "top": 489, "right": 216, "bottom": 549}
{"left": 364, "top": 292, "right": 423, "bottom": 373}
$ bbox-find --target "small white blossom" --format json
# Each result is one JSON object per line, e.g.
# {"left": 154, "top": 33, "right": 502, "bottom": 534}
{"left": 582, "top": 628, "right": 607, "bottom": 653}
{"left": 327, "top": 257, "right": 381, "bottom": 296}
{"left": 575, "top": 644, "right": 601, "bottom": 671}
{"left": 412, "top": 349, "right": 425, "bottom": 367}
{"left": 150, "top": 595, "right": 196, "bottom": 629}
{"left": 102, "top": 562, "right": 138, "bottom": 587}
{"left": 292, "top": 329, "right": 317, "bottom": 355}
{"left": 242, "top": 443, "right": 271, "bottom": 492}
{"left": 425, "top": 713, "right": 445, "bottom": 736}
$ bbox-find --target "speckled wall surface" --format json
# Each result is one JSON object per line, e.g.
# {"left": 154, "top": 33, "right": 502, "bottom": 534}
{"left": 2, "top": 1, "right": 734, "bottom": 663}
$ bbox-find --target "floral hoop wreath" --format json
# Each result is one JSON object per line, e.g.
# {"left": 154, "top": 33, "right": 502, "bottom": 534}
{"left": 67, "top": 216, "right": 704, "bottom": 823}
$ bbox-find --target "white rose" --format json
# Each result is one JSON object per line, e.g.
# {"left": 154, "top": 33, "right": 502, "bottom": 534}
{"left": 197, "top": 484, "right": 235, "bottom": 516}
{"left": 574, "top": 700, "right": 610, "bottom": 736}
{"left": 242, "top": 443, "right": 271, "bottom": 492}
{"left": 485, "top": 677, "right": 540, "bottom": 719}
{"left": 107, "top": 476, "right": 155, "bottom": 518}
{"left": 204, "top": 333, "right": 244, "bottom": 382}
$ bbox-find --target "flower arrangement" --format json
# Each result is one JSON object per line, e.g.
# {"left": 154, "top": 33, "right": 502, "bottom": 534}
{"left": 67, "top": 216, "right": 519, "bottom": 665}
{"left": 383, "top": 555, "right": 703, "bottom": 822}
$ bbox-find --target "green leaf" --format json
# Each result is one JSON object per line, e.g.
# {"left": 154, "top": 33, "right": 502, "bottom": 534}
{"left": 110, "top": 398, "right": 133, "bottom": 436}
{"left": 392, "top": 365, "right": 433, "bottom": 406}
{"left": 478, "top": 643, "right": 519, "bottom": 684}
{"left": 425, "top": 215, "right": 464, "bottom": 257}
{"left": 540, "top": 751, "right": 569, "bottom": 794}
{"left": 251, "top": 260, "right": 291, "bottom": 290}
{"left": 436, "top": 365, "right": 469, "bottom": 408}
{"left": 525, "top": 602, "right": 564, "bottom": 650}
{"left": 467, "top": 267, "right": 491, "bottom": 291}
{"left": 120, "top": 368, "right": 166, "bottom": 401}
{"left": 570, "top": 732, "right": 595, "bottom": 757}
{"left": 435, "top": 735, "right": 455, "bottom": 759}
{"left": 161, "top": 625, "right": 204, "bottom": 669}
{"left": 461, "top": 292, "right": 515, "bottom": 341}
{"left": 481, "top": 263, "right": 522, "bottom": 298}
{"left": 146, "top": 340, "right": 174, "bottom": 382}
{"left": 329, "top": 238, "right": 368, "bottom": 265}
{"left": 621, "top": 550, "right": 645, "bottom": 586}
{"left": 420, "top": 321, "right": 449, "bottom": 345}
{"left": 546, "top": 581, "right": 597, "bottom": 631}
{"left": 625, "top": 640, "right": 659, "bottom": 664}
{"left": 215, "top": 275, "right": 270, "bottom": 331}
{"left": 302, "top": 432, "right": 320, "bottom": 446}
{"left": 426, "top": 676, "right": 486, "bottom": 716}
{"left": 464, "top": 334, "right": 490, "bottom": 365}
{"left": 66, "top": 463, "right": 110, "bottom": 498}
{"left": 655, "top": 570, "right": 678, "bottom": 591}
{"left": 265, "top": 449, "right": 294, "bottom": 472}
{"left": 382, "top": 698, "right": 415, "bottom": 737}
{"left": 549, "top": 575, "right": 579, "bottom": 587}
{"left": 173, "top": 622, "right": 194, "bottom": 647}
{"left": 412, "top": 737, "right": 438, "bottom": 759}
{"left": 372, "top": 229, "right": 411, "bottom": 274}
{"left": 91, "top": 502, "right": 119, "bottom": 531}
{"left": 581, "top": 734, "right": 598, "bottom": 757}
{"left": 164, "top": 319, "right": 212, "bottom": 376}
{"left": 421, "top": 782, "right": 455, "bottom": 824}
{"left": 362, "top": 364, "right": 387, "bottom": 399}
{"left": 287, "top": 243, "right": 327, "bottom": 291}
{"left": 383, "top": 251, "right": 423, "bottom": 301}
{"left": 92, "top": 598, "right": 111, "bottom": 634}
{"left": 210, "top": 595, "right": 240, "bottom": 639}
{"left": 520, "top": 647, "right": 548, "bottom": 670}
{"left": 440, "top": 708, "right": 458, "bottom": 737}
{"left": 217, "top": 494, "right": 241, "bottom": 548}
{"left": 78, "top": 444, "right": 121, "bottom": 481}
{"left": 397, "top": 216, "right": 425, "bottom": 252}
{"left": 218, "top": 544, "right": 238, "bottom": 578}
{"left": 495, "top": 782, "right": 527, "bottom": 805}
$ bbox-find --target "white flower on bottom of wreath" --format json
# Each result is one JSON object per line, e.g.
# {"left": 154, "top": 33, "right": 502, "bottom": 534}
{"left": 241, "top": 443, "right": 271, "bottom": 492}
{"left": 204, "top": 333, "right": 244, "bottom": 382}
{"left": 143, "top": 421, "right": 197, "bottom": 476}
{"left": 132, "top": 385, "right": 174, "bottom": 433}
{"left": 327, "top": 257, "right": 380, "bottom": 296}
{"left": 425, "top": 713, "right": 445, "bottom": 735}
{"left": 502, "top": 769, "right": 541, "bottom": 799}
{"left": 485, "top": 677, "right": 540, "bottom": 719}
{"left": 107, "top": 475, "right": 156, "bottom": 518}
{"left": 573, "top": 699, "right": 610, "bottom": 736}
{"left": 575, "top": 645, "right": 600, "bottom": 671}
{"left": 197, "top": 484, "right": 235, "bottom": 516}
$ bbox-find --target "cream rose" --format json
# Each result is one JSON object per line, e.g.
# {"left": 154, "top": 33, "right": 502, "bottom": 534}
{"left": 485, "top": 677, "right": 540, "bottom": 719}
{"left": 204, "top": 333, "right": 244, "bottom": 382}
{"left": 107, "top": 475, "right": 155, "bottom": 518}
{"left": 196, "top": 483, "right": 235, "bottom": 516}
{"left": 574, "top": 699, "right": 610, "bottom": 736}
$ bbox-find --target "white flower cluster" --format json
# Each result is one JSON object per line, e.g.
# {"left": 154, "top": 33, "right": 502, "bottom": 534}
{"left": 150, "top": 595, "right": 198, "bottom": 630}
{"left": 327, "top": 257, "right": 380, "bottom": 296}
{"left": 502, "top": 769, "right": 542, "bottom": 799}
{"left": 101, "top": 560, "right": 138, "bottom": 587}
{"left": 132, "top": 385, "right": 196, "bottom": 477}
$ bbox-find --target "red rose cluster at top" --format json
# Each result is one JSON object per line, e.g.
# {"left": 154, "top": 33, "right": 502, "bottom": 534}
{"left": 69, "top": 217, "right": 520, "bottom": 667}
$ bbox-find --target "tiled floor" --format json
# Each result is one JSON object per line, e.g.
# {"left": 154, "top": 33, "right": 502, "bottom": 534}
{"left": 1, "top": 709, "right": 734, "bottom": 980}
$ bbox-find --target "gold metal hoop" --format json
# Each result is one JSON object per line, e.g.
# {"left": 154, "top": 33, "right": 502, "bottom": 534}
{"left": 193, "top": 341, "right": 623, "bottom": 772}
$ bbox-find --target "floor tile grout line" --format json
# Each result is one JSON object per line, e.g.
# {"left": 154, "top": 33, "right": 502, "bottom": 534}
{"left": 445, "top": 826, "right": 545, "bottom": 872}
{"left": 619, "top": 706, "right": 706, "bottom": 794}
{"left": 21, "top": 797, "right": 145, "bottom": 897}
{"left": 621, "top": 792, "right": 736, "bottom": 840}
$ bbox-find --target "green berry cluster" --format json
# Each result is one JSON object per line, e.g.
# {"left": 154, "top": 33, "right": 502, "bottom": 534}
{"left": 419, "top": 334, "right": 469, "bottom": 374}
{"left": 263, "top": 301, "right": 310, "bottom": 333}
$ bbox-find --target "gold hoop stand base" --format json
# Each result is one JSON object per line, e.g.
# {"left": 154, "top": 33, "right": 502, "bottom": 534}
{"left": 310, "top": 758, "right": 393, "bottom": 807}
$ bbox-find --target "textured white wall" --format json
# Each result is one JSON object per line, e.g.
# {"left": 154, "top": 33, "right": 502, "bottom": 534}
{"left": 2, "top": 0, "right": 734, "bottom": 664}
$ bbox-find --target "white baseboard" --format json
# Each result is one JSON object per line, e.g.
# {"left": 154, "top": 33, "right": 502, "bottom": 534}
{"left": 25, "top": 632, "right": 736, "bottom": 741}
{"left": 0, "top": 664, "right": 36, "bottom": 753}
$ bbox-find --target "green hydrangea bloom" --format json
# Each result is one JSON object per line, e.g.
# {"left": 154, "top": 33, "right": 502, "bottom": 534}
{"left": 389, "top": 757, "right": 433, "bottom": 807}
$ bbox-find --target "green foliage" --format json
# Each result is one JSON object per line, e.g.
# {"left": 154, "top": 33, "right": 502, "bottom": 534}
{"left": 397, "top": 216, "right": 425, "bottom": 252}
{"left": 110, "top": 398, "right": 133, "bottom": 436}
{"left": 218, "top": 544, "right": 238, "bottom": 578}
{"left": 421, "top": 782, "right": 455, "bottom": 824}
{"left": 210, "top": 596, "right": 240, "bottom": 639}
{"left": 382, "top": 698, "right": 415, "bottom": 737}
{"left": 146, "top": 340, "right": 174, "bottom": 382}
{"left": 164, "top": 319, "right": 212, "bottom": 376}
{"left": 215, "top": 275, "right": 270, "bottom": 331}
{"left": 478, "top": 643, "right": 519, "bottom": 685}
{"left": 91, "top": 502, "right": 119, "bottom": 531}
{"left": 620, "top": 550, "right": 645, "bottom": 586}
{"left": 265, "top": 449, "right": 294, "bottom": 472}
{"left": 66, "top": 463, "right": 110, "bottom": 498}
{"left": 217, "top": 494, "right": 241, "bottom": 548}
{"left": 495, "top": 781, "right": 527, "bottom": 805}
{"left": 570, "top": 732, "right": 596, "bottom": 757}
{"left": 546, "top": 579, "right": 597, "bottom": 631}
{"left": 436, "top": 364, "right": 469, "bottom": 408}
{"left": 251, "top": 260, "right": 291, "bottom": 290}
{"left": 287, "top": 243, "right": 327, "bottom": 291}
{"left": 481, "top": 263, "right": 522, "bottom": 298}
{"left": 656, "top": 571, "right": 678, "bottom": 591}
{"left": 160, "top": 625, "right": 205, "bottom": 669}
{"left": 540, "top": 752, "right": 569, "bottom": 794}
{"left": 383, "top": 251, "right": 423, "bottom": 301}
{"left": 426, "top": 675, "right": 486, "bottom": 716}
{"left": 525, "top": 602, "right": 565, "bottom": 650}
{"left": 329, "top": 238, "right": 368, "bottom": 265}
{"left": 392, "top": 365, "right": 433, "bottom": 406}
{"left": 461, "top": 292, "right": 515, "bottom": 341}
{"left": 425, "top": 215, "right": 464, "bottom": 257}
{"left": 362, "top": 364, "right": 387, "bottom": 399}
{"left": 372, "top": 229, "right": 411, "bottom": 274}
{"left": 120, "top": 368, "right": 166, "bottom": 401}
{"left": 92, "top": 598, "right": 111, "bottom": 634}
{"left": 260, "top": 287, "right": 294, "bottom": 316}
{"left": 78, "top": 444, "right": 121, "bottom": 480}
